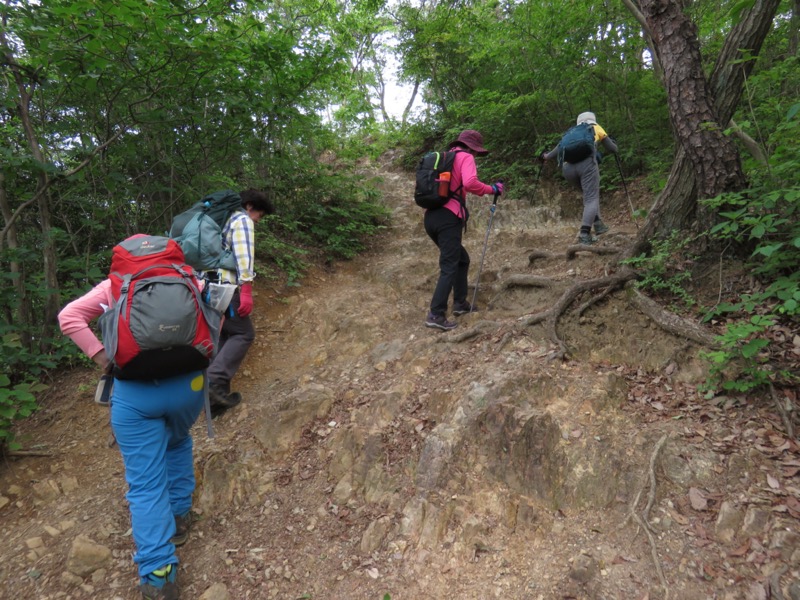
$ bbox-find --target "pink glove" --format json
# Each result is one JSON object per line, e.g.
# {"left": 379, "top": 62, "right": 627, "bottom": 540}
{"left": 238, "top": 283, "right": 253, "bottom": 317}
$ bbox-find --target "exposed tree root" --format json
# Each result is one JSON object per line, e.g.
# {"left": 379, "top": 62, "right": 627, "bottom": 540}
{"left": 577, "top": 284, "right": 617, "bottom": 316}
{"left": 603, "top": 231, "right": 632, "bottom": 243}
{"left": 5, "top": 450, "right": 53, "bottom": 458}
{"left": 446, "top": 242, "right": 719, "bottom": 359}
{"left": 516, "top": 269, "right": 638, "bottom": 359}
{"left": 495, "top": 274, "right": 555, "bottom": 292}
{"left": 495, "top": 331, "right": 513, "bottom": 353}
{"left": 528, "top": 250, "right": 556, "bottom": 266}
{"left": 438, "top": 320, "right": 499, "bottom": 343}
{"left": 771, "top": 384, "right": 795, "bottom": 440}
{"left": 627, "top": 434, "right": 670, "bottom": 597}
{"left": 628, "top": 286, "right": 717, "bottom": 347}
{"left": 566, "top": 244, "right": 622, "bottom": 260}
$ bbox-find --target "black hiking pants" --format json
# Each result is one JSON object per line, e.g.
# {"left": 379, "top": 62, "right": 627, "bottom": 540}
{"left": 424, "top": 208, "right": 469, "bottom": 316}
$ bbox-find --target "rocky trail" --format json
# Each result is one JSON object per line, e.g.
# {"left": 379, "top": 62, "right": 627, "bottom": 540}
{"left": 1, "top": 155, "right": 799, "bottom": 600}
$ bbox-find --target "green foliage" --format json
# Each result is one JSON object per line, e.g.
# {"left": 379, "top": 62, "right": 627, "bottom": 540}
{"left": 698, "top": 102, "right": 800, "bottom": 394}
{"left": 700, "top": 315, "right": 785, "bottom": 394}
{"left": 707, "top": 186, "right": 800, "bottom": 315}
{"left": 278, "top": 171, "right": 390, "bottom": 262}
{"left": 0, "top": 374, "right": 47, "bottom": 452}
{"left": 622, "top": 231, "right": 697, "bottom": 309}
{"left": 392, "top": 0, "right": 673, "bottom": 192}
{"left": 256, "top": 224, "right": 310, "bottom": 288}
{"left": 247, "top": 151, "right": 390, "bottom": 285}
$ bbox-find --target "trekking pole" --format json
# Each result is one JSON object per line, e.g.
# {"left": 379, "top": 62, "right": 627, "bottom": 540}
{"left": 202, "top": 370, "right": 215, "bottom": 438}
{"left": 614, "top": 153, "right": 639, "bottom": 230}
{"left": 529, "top": 161, "right": 543, "bottom": 206}
{"left": 470, "top": 183, "right": 501, "bottom": 312}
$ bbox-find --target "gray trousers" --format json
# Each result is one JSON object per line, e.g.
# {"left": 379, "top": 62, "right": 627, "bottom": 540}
{"left": 207, "top": 290, "right": 255, "bottom": 389}
{"left": 562, "top": 157, "right": 602, "bottom": 229}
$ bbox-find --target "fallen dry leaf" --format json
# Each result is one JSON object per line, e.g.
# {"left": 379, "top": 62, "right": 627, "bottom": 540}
{"left": 668, "top": 508, "right": 690, "bottom": 526}
{"left": 728, "top": 540, "right": 751, "bottom": 557}
{"left": 612, "top": 555, "right": 638, "bottom": 564}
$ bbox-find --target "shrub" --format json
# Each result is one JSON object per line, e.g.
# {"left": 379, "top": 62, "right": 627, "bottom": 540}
{"left": 622, "top": 231, "right": 697, "bottom": 310}
{"left": 699, "top": 102, "right": 800, "bottom": 393}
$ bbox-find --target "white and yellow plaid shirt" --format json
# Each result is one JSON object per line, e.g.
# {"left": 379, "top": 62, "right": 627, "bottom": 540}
{"left": 216, "top": 210, "right": 256, "bottom": 285}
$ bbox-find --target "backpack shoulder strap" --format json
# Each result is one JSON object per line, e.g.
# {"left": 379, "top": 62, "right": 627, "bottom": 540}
{"left": 445, "top": 150, "right": 466, "bottom": 203}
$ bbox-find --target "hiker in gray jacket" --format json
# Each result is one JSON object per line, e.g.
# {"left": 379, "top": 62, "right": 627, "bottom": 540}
{"left": 540, "top": 111, "right": 618, "bottom": 245}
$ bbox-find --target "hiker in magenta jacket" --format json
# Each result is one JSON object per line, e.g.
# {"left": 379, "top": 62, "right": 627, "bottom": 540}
{"left": 59, "top": 281, "right": 203, "bottom": 600}
{"left": 424, "top": 129, "right": 503, "bottom": 331}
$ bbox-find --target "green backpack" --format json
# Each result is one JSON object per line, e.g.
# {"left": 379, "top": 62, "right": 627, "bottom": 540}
{"left": 169, "top": 190, "right": 242, "bottom": 271}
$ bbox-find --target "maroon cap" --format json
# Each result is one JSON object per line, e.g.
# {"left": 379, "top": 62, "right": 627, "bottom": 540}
{"left": 448, "top": 130, "right": 488, "bottom": 156}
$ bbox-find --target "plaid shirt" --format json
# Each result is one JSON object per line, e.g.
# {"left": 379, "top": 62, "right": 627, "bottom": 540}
{"left": 217, "top": 210, "right": 256, "bottom": 285}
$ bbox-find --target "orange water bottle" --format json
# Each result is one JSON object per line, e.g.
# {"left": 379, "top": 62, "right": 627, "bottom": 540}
{"left": 437, "top": 171, "right": 451, "bottom": 198}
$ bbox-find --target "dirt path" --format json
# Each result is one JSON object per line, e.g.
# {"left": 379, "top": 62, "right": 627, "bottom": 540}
{"left": 1, "top": 156, "right": 799, "bottom": 600}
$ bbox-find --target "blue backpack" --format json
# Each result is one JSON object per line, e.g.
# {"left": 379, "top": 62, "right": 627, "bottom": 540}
{"left": 558, "top": 122, "right": 596, "bottom": 165}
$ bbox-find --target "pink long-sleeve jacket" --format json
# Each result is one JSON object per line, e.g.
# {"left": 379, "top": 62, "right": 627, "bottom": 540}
{"left": 441, "top": 149, "right": 495, "bottom": 219}
{"left": 58, "top": 279, "right": 113, "bottom": 360}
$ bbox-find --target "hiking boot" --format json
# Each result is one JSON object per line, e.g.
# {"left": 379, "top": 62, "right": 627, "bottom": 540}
{"left": 577, "top": 232, "right": 597, "bottom": 245}
{"left": 209, "top": 383, "right": 239, "bottom": 409}
{"left": 210, "top": 391, "right": 242, "bottom": 417}
{"left": 139, "top": 564, "right": 178, "bottom": 600}
{"left": 425, "top": 313, "right": 457, "bottom": 331}
{"left": 593, "top": 221, "right": 609, "bottom": 235}
{"left": 170, "top": 512, "right": 193, "bottom": 547}
{"left": 452, "top": 301, "right": 477, "bottom": 316}
{"left": 210, "top": 379, "right": 230, "bottom": 396}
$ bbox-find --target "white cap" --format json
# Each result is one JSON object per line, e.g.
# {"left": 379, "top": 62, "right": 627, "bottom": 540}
{"left": 577, "top": 111, "right": 597, "bottom": 125}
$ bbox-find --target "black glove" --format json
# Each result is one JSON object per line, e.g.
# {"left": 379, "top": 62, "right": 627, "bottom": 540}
{"left": 538, "top": 152, "right": 547, "bottom": 163}
{"left": 491, "top": 182, "right": 504, "bottom": 196}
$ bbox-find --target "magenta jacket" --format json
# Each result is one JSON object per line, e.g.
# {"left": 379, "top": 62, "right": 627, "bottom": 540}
{"left": 441, "top": 149, "right": 495, "bottom": 219}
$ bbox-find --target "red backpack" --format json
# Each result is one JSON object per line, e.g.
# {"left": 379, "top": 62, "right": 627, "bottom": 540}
{"left": 99, "top": 235, "right": 221, "bottom": 380}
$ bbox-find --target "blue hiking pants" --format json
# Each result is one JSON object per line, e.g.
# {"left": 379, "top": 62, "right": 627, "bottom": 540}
{"left": 424, "top": 208, "right": 469, "bottom": 315}
{"left": 110, "top": 371, "right": 205, "bottom": 577}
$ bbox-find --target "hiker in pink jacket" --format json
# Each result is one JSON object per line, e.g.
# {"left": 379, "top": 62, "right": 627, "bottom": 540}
{"left": 424, "top": 130, "right": 503, "bottom": 331}
{"left": 59, "top": 279, "right": 204, "bottom": 600}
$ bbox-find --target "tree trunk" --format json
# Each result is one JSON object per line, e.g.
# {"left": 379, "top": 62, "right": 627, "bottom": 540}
{"left": 638, "top": 0, "right": 746, "bottom": 201}
{"left": 3, "top": 31, "right": 62, "bottom": 350}
{"left": 627, "top": 0, "right": 782, "bottom": 256}
{"left": 0, "top": 172, "right": 32, "bottom": 349}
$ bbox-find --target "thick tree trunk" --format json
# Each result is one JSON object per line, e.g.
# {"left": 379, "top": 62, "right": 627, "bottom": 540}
{"left": 638, "top": 0, "right": 746, "bottom": 200}
{"left": 627, "top": 0, "right": 782, "bottom": 257}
